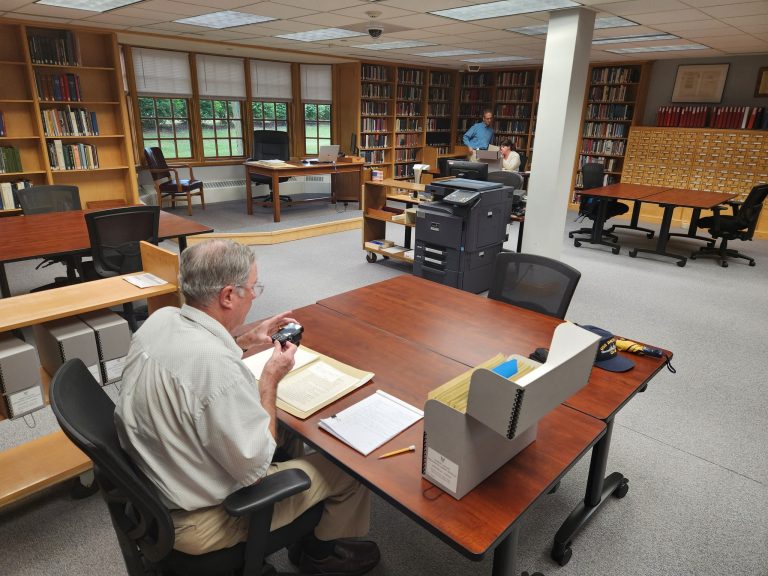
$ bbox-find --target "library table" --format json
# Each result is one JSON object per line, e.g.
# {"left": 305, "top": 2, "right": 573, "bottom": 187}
{"left": 0, "top": 209, "right": 212, "bottom": 298}
{"left": 265, "top": 303, "right": 605, "bottom": 576}
{"left": 317, "top": 274, "right": 671, "bottom": 567}
{"left": 244, "top": 158, "right": 364, "bottom": 221}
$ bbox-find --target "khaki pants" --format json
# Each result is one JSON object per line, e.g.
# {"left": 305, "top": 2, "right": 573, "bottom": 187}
{"left": 171, "top": 451, "right": 371, "bottom": 555}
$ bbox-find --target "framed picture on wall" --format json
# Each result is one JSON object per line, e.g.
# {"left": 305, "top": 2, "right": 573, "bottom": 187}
{"left": 671, "top": 64, "right": 729, "bottom": 103}
{"left": 755, "top": 67, "right": 768, "bottom": 97}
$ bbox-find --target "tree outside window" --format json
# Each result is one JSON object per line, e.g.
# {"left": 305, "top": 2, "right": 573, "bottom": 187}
{"left": 252, "top": 101, "right": 288, "bottom": 132}
{"left": 139, "top": 97, "right": 191, "bottom": 159}
{"left": 304, "top": 103, "right": 331, "bottom": 155}
{"left": 200, "top": 99, "right": 244, "bottom": 158}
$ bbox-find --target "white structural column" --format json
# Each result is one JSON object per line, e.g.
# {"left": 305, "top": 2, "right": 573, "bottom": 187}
{"left": 522, "top": 8, "right": 595, "bottom": 258}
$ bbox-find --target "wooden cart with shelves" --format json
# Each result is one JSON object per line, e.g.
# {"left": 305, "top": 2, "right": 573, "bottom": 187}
{"left": 0, "top": 242, "right": 179, "bottom": 508}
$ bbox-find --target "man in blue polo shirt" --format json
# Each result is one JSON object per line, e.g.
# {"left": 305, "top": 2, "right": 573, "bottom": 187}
{"left": 462, "top": 109, "right": 494, "bottom": 151}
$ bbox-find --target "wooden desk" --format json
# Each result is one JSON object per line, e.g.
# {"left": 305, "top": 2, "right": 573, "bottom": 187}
{"left": 0, "top": 210, "right": 211, "bottom": 298}
{"left": 317, "top": 274, "right": 671, "bottom": 566}
{"left": 244, "top": 159, "right": 364, "bottom": 222}
{"left": 279, "top": 304, "right": 605, "bottom": 575}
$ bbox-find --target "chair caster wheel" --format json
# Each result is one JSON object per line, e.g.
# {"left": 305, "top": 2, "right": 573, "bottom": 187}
{"left": 611, "top": 246, "right": 620, "bottom": 255}
{"left": 749, "top": 261, "right": 756, "bottom": 267}
{"left": 647, "top": 232, "right": 655, "bottom": 239}
{"left": 690, "top": 254, "right": 697, "bottom": 260}
{"left": 720, "top": 261, "right": 728, "bottom": 268}
{"left": 677, "top": 260, "right": 687, "bottom": 267}
{"left": 628, "top": 249, "right": 637, "bottom": 258}
{"left": 568, "top": 232, "right": 575, "bottom": 238}
{"left": 613, "top": 479, "right": 629, "bottom": 499}
{"left": 574, "top": 241, "right": 581, "bottom": 248}
{"left": 611, "top": 237, "right": 619, "bottom": 243}
{"left": 366, "top": 252, "right": 377, "bottom": 263}
{"left": 552, "top": 544, "right": 572, "bottom": 566}
{"left": 548, "top": 480, "right": 561, "bottom": 494}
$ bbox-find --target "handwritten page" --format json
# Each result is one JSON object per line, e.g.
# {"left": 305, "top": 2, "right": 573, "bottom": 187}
{"left": 123, "top": 273, "right": 167, "bottom": 288}
{"left": 318, "top": 390, "right": 423, "bottom": 456}
{"left": 278, "top": 361, "right": 361, "bottom": 413}
{"left": 243, "top": 347, "right": 318, "bottom": 381}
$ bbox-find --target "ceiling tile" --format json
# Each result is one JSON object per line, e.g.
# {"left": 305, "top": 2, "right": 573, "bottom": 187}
{"left": 595, "top": 0, "right": 691, "bottom": 15}
{"left": 721, "top": 13, "right": 768, "bottom": 26}
{"left": 15, "top": 3, "right": 96, "bottom": 18}
{"left": 136, "top": 0, "right": 215, "bottom": 16}
{"left": 375, "top": 13, "right": 451, "bottom": 28}
{"left": 459, "top": 29, "right": 520, "bottom": 41}
{"left": 376, "top": 0, "right": 472, "bottom": 9}
{"left": 629, "top": 9, "right": 711, "bottom": 25}
{"left": 701, "top": 2, "right": 768, "bottom": 18}
{"left": 83, "top": 13, "right": 165, "bottom": 25}
{"left": 679, "top": 0, "right": 761, "bottom": 6}
{"left": 253, "top": 20, "right": 321, "bottom": 32}
{"left": 423, "top": 22, "right": 494, "bottom": 35}
{"left": 0, "top": 0, "right": 36, "bottom": 10}
{"left": 109, "top": 6, "right": 184, "bottom": 19}
{"left": 272, "top": 0, "right": 365, "bottom": 9}
{"left": 175, "top": 0, "right": 254, "bottom": 7}
{"left": 237, "top": 2, "right": 318, "bottom": 18}
{"left": 293, "top": 13, "right": 367, "bottom": 27}
{"left": 659, "top": 20, "right": 739, "bottom": 34}
{"left": 329, "top": 4, "right": 415, "bottom": 19}
{"left": 383, "top": 30, "right": 446, "bottom": 40}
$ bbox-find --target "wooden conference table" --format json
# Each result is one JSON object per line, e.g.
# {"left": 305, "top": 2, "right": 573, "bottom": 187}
{"left": 317, "top": 274, "right": 671, "bottom": 566}
{"left": 0, "top": 209, "right": 212, "bottom": 298}
{"left": 271, "top": 303, "right": 605, "bottom": 576}
{"left": 574, "top": 183, "right": 737, "bottom": 266}
{"left": 244, "top": 158, "right": 364, "bottom": 222}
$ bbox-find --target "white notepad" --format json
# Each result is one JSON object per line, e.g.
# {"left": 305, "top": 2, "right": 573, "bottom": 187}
{"left": 318, "top": 390, "right": 423, "bottom": 456}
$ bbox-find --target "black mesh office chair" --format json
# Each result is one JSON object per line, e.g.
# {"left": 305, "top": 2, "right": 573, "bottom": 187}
{"left": 17, "top": 185, "right": 84, "bottom": 291}
{"left": 568, "top": 163, "right": 628, "bottom": 243}
{"left": 488, "top": 252, "right": 581, "bottom": 319}
{"left": 50, "top": 359, "right": 323, "bottom": 576}
{"left": 251, "top": 130, "right": 291, "bottom": 204}
{"left": 84, "top": 206, "right": 160, "bottom": 331}
{"left": 690, "top": 183, "right": 768, "bottom": 267}
{"left": 487, "top": 171, "right": 524, "bottom": 190}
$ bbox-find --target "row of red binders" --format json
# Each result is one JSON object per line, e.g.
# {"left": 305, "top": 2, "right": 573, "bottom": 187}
{"left": 656, "top": 105, "right": 766, "bottom": 130}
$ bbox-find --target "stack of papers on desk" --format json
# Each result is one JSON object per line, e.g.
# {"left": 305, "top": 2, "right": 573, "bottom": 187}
{"left": 243, "top": 346, "right": 374, "bottom": 419}
{"left": 319, "top": 390, "right": 423, "bottom": 456}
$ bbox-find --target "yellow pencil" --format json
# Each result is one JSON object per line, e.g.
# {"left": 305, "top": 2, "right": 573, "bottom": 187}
{"left": 378, "top": 445, "right": 416, "bottom": 459}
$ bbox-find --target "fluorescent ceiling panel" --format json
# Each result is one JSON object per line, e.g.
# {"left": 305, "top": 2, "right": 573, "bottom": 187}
{"left": 606, "top": 44, "right": 708, "bottom": 53}
{"left": 174, "top": 11, "right": 275, "bottom": 29}
{"left": 35, "top": 0, "right": 140, "bottom": 11}
{"left": 509, "top": 16, "right": 637, "bottom": 36}
{"left": 593, "top": 33, "right": 679, "bottom": 45}
{"left": 431, "top": 0, "right": 579, "bottom": 22}
{"left": 353, "top": 40, "right": 437, "bottom": 50}
{"left": 277, "top": 28, "right": 366, "bottom": 41}
{"left": 462, "top": 55, "right": 530, "bottom": 62}
{"left": 413, "top": 49, "right": 490, "bottom": 57}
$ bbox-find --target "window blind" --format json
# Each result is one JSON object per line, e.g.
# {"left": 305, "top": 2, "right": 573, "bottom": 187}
{"left": 250, "top": 60, "right": 292, "bottom": 101}
{"left": 197, "top": 54, "right": 246, "bottom": 100}
{"left": 301, "top": 64, "right": 332, "bottom": 103}
{"left": 132, "top": 47, "right": 192, "bottom": 97}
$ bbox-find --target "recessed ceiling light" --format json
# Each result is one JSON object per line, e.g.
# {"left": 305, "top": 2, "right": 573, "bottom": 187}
{"left": 353, "top": 40, "right": 437, "bottom": 50}
{"left": 431, "top": 0, "right": 580, "bottom": 22}
{"left": 462, "top": 55, "right": 531, "bottom": 62}
{"left": 414, "top": 49, "right": 490, "bottom": 57}
{"left": 35, "top": 0, "right": 140, "bottom": 11}
{"left": 606, "top": 44, "right": 708, "bottom": 53}
{"left": 593, "top": 33, "right": 678, "bottom": 45}
{"left": 174, "top": 11, "right": 275, "bottom": 29}
{"left": 277, "top": 28, "right": 367, "bottom": 42}
{"left": 508, "top": 16, "right": 637, "bottom": 36}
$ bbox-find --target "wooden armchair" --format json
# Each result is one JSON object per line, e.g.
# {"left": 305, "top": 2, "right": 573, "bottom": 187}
{"left": 143, "top": 147, "right": 205, "bottom": 215}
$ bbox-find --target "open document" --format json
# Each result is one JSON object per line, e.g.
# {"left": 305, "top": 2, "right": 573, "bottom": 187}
{"left": 318, "top": 390, "right": 423, "bottom": 456}
{"left": 242, "top": 346, "right": 374, "bottom": 419}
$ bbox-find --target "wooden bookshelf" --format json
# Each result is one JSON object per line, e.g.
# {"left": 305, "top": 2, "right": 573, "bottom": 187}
{"left": 394, "top": 66, "right": 426, "bottom": 180}
{"left": 360, "top": 62, "right": 394, "bottom": 179}
{"left": 457, "top": 72, "right": 494, "bottom": 146}
{"left": 426, "top": 70, "right": 456, "bottom": 160}
{"left": 0, "top": 18, "right": 138, "bottom": 213}
{"left": 494, "top": 68, "right": 540, "bottom": 169}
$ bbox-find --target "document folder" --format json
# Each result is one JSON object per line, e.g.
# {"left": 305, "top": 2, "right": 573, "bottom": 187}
{"left": 422, "top": 322, "right": 600, "bottom": 499}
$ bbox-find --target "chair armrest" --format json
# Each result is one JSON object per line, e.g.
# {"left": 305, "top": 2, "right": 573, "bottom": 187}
{"left": 147, "top": 167, "right": 180, "bottom": 179}
{"left": 725, "top": 199, "right": 743, "bottom": 216}
{"left": 168, "top": 162, "right": 194, "bottom": 179}
{"left": 223, "top": 468, "right": 311, "bottom": 517}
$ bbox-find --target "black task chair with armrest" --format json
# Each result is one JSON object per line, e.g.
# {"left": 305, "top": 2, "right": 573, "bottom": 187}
{"left": 487, "top": 170, "right": 524, "bottom": 190}
{"left": 50, "top": 359, "right": 323, "bottom": 576}
{"left": 251, "top": 130, "right": 292, "bottom": 204}
{"left": 17, "top": 185, "right": 85, "bottom": 291}
{"left": 488, "top": 252, "right": 581, "bottom": 320}
{"left": 517, "top": 152, "right": 527, "bottom": 173}
{"left": 144, "top": 147, "right": 205, "bottom": 216}
{"left": 568, "top": 163, "right": 628, "bottom": 244}
{"left": 689, "top": 183, "right": 768, "bottom": 267}
{"left": 84, "top": 206, "right": 160, "bottom": 332}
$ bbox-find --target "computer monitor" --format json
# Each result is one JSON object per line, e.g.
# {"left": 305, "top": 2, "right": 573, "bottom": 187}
{"left": 446, "top": 160, "right": 488, "bottom": 181}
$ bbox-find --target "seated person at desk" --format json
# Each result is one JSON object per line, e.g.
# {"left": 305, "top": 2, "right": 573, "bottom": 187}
{"left": 114, "top": 239, "right": 379, "bottom": 575}
{"left": 499, "top": 138, "right": 521, "bottom": 172}
{"left": 463, "top": 109, "right": 494, "bottom": 154}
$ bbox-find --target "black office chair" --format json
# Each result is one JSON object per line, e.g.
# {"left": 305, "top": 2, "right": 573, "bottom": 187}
{"left": 690, "top": 183, "right": 768, "bottom": 267}
{"left": 487, "top": 171, "right": 524, "bottom": 190}
{"left": 568, "top": 163, "right": 627, "bottom": 243}
{"left": 251, "top": 130, "right": 292, "bottom": 204}
{"left": 17, "top": 185, "right": 84, "bottom": 291}
{"left": 518, "top": 152, "right": 527, "bottom": 172}
{"left": 488, "top": 252, "right": 581, "bottom": 319}
{"left": 84, "top": 206, "right": 160, "bottom": 331}
{"left": 50, "top": 358, "right": 323, "bottom": 576}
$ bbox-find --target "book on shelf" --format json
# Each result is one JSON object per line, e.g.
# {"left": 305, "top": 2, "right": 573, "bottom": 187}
{"left": 27, "top": 28, "right": 80, "bottom": 66}
{"left": 655, "top": 105, "right": 765, "bottom": 130}
{"left": 242, "top": 346, "right": 374, "bottom": 420}
{"left": 47, "top": 140, "right": 99, "bottom": 170}
{"left": 35, "top": 72, "right": 82, "bottom": 102}
{"left": 41, "top": 106, "right": 99, "bottom": 137}
{"left": 0, "top": 146, "right": 23, "bottom": 174}
{"left": 0, "top": 111, "right": 5, "bottom": 137}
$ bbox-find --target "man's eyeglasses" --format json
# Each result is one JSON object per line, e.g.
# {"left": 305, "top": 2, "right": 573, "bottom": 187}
{"left": 235, "top": 282, "right": 264, "bottom": 297}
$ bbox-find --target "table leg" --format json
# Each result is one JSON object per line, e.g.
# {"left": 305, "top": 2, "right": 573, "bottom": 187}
{"left": 516, "top": 219, "right": 524, "bottom": 253}
{"left": 492, "top": 525, "right": 519, "bottom": 576}
{"left": 572, "top": 198, "right": 621, "bottom": 254}
{"left": 1, "top": 263, "right": 10, "bottom": 299}
{"left": 667, "top": 207, "right": 715, "bottom": 246}
{"left": 272, "top": 173, "right": 281, "bottom": 223}
{"left": 178, "top": 235, "right": 188, "bottom": 251}
{"left": 246, "top": 167, "right": 254, "bottom": 216}
{"left": 628, "top": 205, "right": 687, "bottom": 266}
{"left": 605, "top": 201, "right": 655, "bottom": 239}
{"left": 552, "top": 419, "right": 628, "bottom": 566}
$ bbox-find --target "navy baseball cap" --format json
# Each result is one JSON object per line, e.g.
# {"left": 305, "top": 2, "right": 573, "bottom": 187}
{"left": 580, "top": 325, "right": 635, "bottom": 373}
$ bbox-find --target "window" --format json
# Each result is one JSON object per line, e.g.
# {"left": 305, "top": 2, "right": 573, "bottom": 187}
{"left": 252, "top": 101, "right": 288, "bottom": 132}
{"left": 200, "top": 99, "right": 243, "bottom": 158}
{"left": 139, "top": 97, "right": 191, "bottom": 159}
{"left": 304, "top": 103, "right": 331, "bottom": 155}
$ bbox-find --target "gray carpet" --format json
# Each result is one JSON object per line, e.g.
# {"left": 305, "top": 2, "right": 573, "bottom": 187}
{"left": 1, "top": 201, "right": 767, "bottom": 576}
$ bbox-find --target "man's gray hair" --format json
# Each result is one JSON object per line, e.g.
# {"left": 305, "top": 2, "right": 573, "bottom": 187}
{"left": 179, "top": 240, "right": 255, "bottom": 305}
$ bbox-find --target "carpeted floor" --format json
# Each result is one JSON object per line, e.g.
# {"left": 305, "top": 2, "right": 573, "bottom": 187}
{"left": 1, "top": 199, "right": 766, "bottom": 576}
